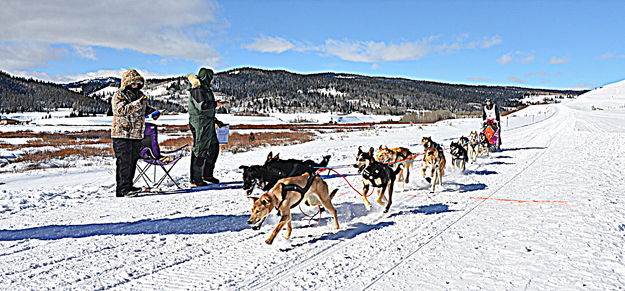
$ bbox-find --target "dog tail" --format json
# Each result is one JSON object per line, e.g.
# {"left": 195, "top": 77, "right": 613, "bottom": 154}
{"left": 330, "top": 188, "right": 339, "bottom": 200}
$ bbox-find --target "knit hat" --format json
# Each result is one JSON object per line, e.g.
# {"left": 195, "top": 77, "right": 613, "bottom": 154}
{"left": 197, "top": 67, "right": 214, "bottom": 86}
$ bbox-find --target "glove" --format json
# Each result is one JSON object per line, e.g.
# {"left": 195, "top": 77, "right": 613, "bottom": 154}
{"left": 151, "top": 111, "right": 160, "bottom": 120}
{"left": 215, "top": 119, "right": 224, "bottom": 128}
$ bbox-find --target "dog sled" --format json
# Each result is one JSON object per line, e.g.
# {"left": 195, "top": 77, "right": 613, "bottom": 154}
{"left": 482, "top": 119, "right": 500, "bottom": 152}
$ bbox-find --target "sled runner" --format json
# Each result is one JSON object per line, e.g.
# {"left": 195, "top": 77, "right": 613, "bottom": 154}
{"left": 482, "top": 119, "right": 500, "bottom": 152}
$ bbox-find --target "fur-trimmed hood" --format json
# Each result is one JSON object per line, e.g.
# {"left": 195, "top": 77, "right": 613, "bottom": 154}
{"left": 120, "top": 69, "right": 145, "bottom": 90}
{"left": 187, "top": 74, "right": 201, "bottom": 89}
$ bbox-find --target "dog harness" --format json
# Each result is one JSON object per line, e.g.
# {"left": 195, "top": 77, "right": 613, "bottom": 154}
{"left": 276, "top": 174, "right": 318, "bottom": 213}
{"left": 362, "top": 163, "right": 388, "bottom": 187}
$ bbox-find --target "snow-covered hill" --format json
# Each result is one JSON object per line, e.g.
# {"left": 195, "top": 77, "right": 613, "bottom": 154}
{"left": 0, "top": 83, "right": 623, "bottom": 289}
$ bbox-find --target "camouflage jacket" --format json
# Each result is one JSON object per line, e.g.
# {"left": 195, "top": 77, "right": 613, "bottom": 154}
{"left": 111, "top": 69, "right": 155, "bottom": 139}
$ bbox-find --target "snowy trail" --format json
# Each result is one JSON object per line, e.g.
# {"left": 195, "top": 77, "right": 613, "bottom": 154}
{"left": 1, "top": 87, "right": 624, "bottom": 289}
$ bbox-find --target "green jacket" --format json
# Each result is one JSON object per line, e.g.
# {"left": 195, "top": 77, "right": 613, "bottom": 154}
{"left": 187, "top": 72, "right": 218, "bottom": 157}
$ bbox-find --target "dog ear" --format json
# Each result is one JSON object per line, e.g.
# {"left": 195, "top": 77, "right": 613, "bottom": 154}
{"left": 379, "top": 145, "right": 383, "bottom": 150}
{"left": 274, "top": 153, "right": 280, "bottom": 159}
{"left": 358, "top": 146, "right": 363, "bottom": 153}
{"left": 368, "top": 147, "right": 375, "bottom": 155}
{"left": 239, "top": 165, "right": 248, "bottom": 170}
{"left": 267, "top": 152, "right": 273, "bottom": 160}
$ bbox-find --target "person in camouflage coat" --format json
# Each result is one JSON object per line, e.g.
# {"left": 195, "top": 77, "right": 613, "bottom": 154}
{"left": 187, "top": 68, "right": 223, "bottom": 186}
{"left": 111, "top": 69, "right": 159, "bottom": 197}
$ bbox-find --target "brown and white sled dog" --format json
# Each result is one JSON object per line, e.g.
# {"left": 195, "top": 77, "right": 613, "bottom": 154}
{"left": 421, "top": 138, "right": 446, "bottom": 192}
{"left": 468, "top": 131, "right": 480, "bottom": 163}
{"left": 247, "top": 172, "right": 339, "bottom": 245}
{"left": 375, "top": 145, "right": 413, "bottom": 183}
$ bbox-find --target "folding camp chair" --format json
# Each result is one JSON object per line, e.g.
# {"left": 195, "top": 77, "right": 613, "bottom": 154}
{"left": 134, "top": 123, "right": 188, "bottom": 189}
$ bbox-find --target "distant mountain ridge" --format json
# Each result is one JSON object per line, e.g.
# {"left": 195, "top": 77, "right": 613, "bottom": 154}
{"left": 1, "top": 68, "right": 586, "bottom": 114}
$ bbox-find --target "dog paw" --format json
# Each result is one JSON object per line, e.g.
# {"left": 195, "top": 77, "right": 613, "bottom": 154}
{"left": 425, "top": 177, "right": 432, "bottom": 183}
{"left": 265, "top": 239, "right": 273, "bottom": 245}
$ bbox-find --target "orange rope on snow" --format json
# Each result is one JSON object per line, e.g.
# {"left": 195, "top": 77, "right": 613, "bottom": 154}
{"left": 468, "top": 197, "right": 570, "bottom": 204}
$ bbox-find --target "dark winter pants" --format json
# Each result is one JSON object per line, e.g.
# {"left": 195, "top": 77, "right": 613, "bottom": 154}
{"left": 190, "top": 123, "right": 219, "bottom": 182}
{"left": 113, "top": 138, "right": 142, "bottom": 196}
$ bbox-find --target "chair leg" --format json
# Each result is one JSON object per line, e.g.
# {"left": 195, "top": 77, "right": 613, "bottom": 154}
{"left": 135, "top": 163, "right": 153, "bottom": 187}
{"left": 154, "top": 160, "right": 182, "bottom": 189}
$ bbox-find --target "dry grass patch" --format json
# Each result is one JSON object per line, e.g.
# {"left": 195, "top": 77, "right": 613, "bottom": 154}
{"left": 159, "top": 131, "right": 315, "bottom": 153}
{"left": 13, "top": 146, "right": 113, "bottom": 164}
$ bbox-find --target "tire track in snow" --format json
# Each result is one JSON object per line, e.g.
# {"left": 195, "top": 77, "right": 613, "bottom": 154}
{"left": 238, "top": 195, "right": 423, "bottom": 291}
{"left": 243, "top": 106, "right": 567, "bottom": 290}
{"left": 125, "top": 107, "right": 566, "bottom": 290}
{"left": 360, "top": 105, "right": 568, "bottom": 290}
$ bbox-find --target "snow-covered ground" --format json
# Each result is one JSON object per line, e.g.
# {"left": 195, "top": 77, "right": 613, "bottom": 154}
{"left": 1, "top": 81, "right": 624, "bottom": 290}
{"left": 0, "top": 111, "right": 402, "bottom": 133}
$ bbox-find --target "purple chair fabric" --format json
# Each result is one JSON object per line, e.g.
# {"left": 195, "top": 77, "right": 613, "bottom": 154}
{"left": 141, "top": 123, "right": 161, "bottom": 159}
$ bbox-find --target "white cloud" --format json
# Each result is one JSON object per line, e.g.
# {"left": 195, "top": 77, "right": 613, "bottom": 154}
{"left": 243, "top": 36, "right": 294, "bottom": 53}
{"left": 467, "top": 77, "right": 492, "bottom": 81}
{"left": 524, "top": 72, "right": 549, "bottom": 78}
{"left": 0, "top": 42, "right": 66, "bottom": 71}
{"left": 520, "top": 53, "right": 536, "bottom": 64}
{"left": 323, "top": 39, "right": 431, "bottom": 62}
{"left": 498, "top": 51, "right": 535, "bottom": 65}
{"left": 508, "top": 76, "right": 527, "bottom": 84}
{"left": 595, "top": 53, "right": 625, "bottom": 60}
{"left": 570, "top": 82, "right": 596, "bottom": 90}
{"left": 497, "top": 53, "right": 514, "bottom": 65}
{"left": 10, "top": 68, "right": 177, "bottom": 83}
{"left": 481, "top": 36, "right": 502, "bottom": 48}
{"left": 0, "top": 0, "right": 223, "bottom": 71}
{"left": 244, "top": 34, "right": 500, "bottom": 63}
{"left": 548, "top": 56, "right": 570, "bottom": 64}
{"left": 72, "top": 45, "right": 96, "bottom": 60}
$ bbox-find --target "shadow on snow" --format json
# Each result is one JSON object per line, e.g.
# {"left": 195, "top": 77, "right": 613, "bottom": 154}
{"left": 282, "top": 203, "right": 453, "bottom": 250}
{"left": 0, "top": 214, "right": 249, "bottom": 241}
{"left": 500, "top": 147, "right": 546, "bottom": 152}
{"left": 388, "top": 203, "right": 456, "bottom": 218}
{"left": 442, "top": 182, "right": 487, "bottom": 193}
{"left": 465, "top": 169, "right": 498, "bottom": 175}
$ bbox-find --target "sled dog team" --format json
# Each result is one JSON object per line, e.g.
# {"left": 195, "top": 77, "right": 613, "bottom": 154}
{"left": 245, "top": 134, "right": 492, "bottom": 244}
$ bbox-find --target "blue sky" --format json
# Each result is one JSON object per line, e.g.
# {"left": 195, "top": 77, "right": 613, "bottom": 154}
{"left": 1, "top": 0, "right": 624, "bottom": 89}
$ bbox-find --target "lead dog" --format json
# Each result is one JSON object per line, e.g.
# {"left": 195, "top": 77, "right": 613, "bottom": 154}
{"left": 375, "top": 145, "right": 413, "bottom": 183}
{"left": 247, "top": 172, "right": 339, "bottom": 245}
{"left": 355, "top": 147, "right": 402, "bottom": 213}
